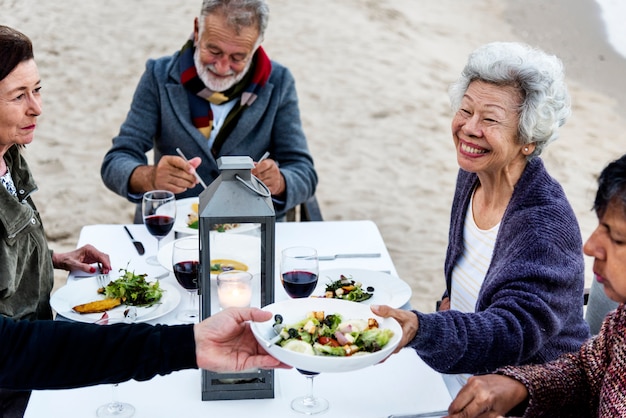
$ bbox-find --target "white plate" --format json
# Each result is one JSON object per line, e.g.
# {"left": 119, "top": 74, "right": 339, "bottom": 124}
{"left": 157, "top": 234, "right": 261, "bottom": 276}
{"left": 51, "top": 279, "right": 181, "bottom": 323}
{"left": 174, "top": 197, "right": 260, "bottom": 236}
{"left": 314, "top": 268, "right": 412, "bottom": 309}
{"left": 251, "top": 298, "right": 401, "bottom": 373}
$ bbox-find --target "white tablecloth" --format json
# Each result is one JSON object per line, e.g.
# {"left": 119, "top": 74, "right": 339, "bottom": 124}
{"left": 26, "top": 220, "right": 451, "bottom": 417}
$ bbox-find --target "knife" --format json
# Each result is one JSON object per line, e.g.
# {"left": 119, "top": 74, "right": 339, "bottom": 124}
{"left": 317, "top": 252, "right": 381, "bottom": 261}
{"left": 124, "top": 226, "right": 145, "bottom": 255}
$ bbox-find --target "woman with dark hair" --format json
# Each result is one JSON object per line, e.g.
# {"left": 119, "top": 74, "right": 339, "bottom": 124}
{"left": 446, "top": 154, "right": 626, "bottom": 417}
{"left": 0, "top": 25, "right": 111, "bottom": 415}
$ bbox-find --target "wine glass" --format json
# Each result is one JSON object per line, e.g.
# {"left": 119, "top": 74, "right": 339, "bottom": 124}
{"left": 142, "top": 190, "right": 176, "bottom": 266}
{"left": 280, "top": 246, "right": 328, "bottom": 415}
{"left": 280, "top": 246, "right": 319, "bottom": 299}
{"left": 172, "top": 237, "right": 200, "bottom": 323}
{"left": 94, "top": 309, "right": 137, "bottom": 417}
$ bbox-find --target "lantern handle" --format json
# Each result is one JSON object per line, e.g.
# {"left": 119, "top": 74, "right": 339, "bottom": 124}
{"left": 235, "top": 174, "right": 272, "bottom": 198}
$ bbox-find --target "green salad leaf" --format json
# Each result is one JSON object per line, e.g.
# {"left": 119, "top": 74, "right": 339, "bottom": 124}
{"left": 102, "top": 268, "right": 164, "bottom": 307}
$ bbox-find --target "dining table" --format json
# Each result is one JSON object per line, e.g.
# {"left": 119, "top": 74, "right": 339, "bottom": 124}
{"left": 25, "top": 220, "right": 452, "bottom": 418}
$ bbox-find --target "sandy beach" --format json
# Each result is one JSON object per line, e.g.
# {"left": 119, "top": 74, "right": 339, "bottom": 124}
{"left": 2, "top": 0, "right": 626, "bottom": 312}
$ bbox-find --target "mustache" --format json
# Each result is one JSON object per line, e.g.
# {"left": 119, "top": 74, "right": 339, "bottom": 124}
{"left": 205, "top": 64, "right": 235, "bottom": 77}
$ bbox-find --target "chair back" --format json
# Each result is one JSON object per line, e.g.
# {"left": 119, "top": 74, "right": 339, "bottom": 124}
{"left": 585, "top": 279, "right": 618, "bottom": 334}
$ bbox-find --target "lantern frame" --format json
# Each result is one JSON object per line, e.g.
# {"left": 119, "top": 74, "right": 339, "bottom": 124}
{"left": 198, "top": 156, "right": 275, "bottom": 400}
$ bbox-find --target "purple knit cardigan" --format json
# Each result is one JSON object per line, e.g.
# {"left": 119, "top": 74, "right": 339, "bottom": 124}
{"left": 410, "top": 158, "right": 590, "bottom": 374}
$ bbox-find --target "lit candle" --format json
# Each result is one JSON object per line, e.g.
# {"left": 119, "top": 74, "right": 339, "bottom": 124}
{"left": 217, "top": 271, "right": 253, "bottom": 309}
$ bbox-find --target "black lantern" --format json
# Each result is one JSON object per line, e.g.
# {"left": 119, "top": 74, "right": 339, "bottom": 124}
{"left": 198, "top": 156, "right": 275, "bottom": 400}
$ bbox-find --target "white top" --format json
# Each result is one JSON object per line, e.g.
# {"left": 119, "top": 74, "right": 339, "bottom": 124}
{"left": 0, "top": 168, "right": 17, "bottom": 197}
{"left": 446, "top": 193, "right": 499, "bottom": 397}
{"left": 450, "top": 193, "right": 499, "bottom": 313}
{"left": 208, "top": 99, "right": 238, "bottom": 148}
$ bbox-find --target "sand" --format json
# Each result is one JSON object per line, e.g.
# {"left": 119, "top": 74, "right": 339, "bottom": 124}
{"left": 2, "top": 0, "right": 626, "bottom": 312}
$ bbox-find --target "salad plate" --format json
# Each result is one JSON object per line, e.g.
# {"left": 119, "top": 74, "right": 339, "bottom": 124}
{"left": 173, "top": 197, "right": 260, "bottom": 236}
{"left": 251, "top": 297, "right": 401, "bottom": 373}
{"left": 51, "top": 279, "right": 181, "bottom": 323}
{"left": 314, "top": 268, "right": 412, "bottom": 309}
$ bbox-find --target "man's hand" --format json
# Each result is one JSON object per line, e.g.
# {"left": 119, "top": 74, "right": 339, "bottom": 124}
{"left": 252, "top": 158, "right": 285, "bottom": 196}
{"left": 51, "top": 244, "right": 112, "bottom": 274}
{"left": 129, "top": 156, "right": 203, "bottom": 194}
{"left": 370, "top": 305, "right": 419, "bottom": 352}
{"left": 194, "top": 307, "right": 291, "bottom": 372}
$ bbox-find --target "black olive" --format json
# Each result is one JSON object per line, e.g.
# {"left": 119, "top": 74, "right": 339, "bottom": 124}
{"left": 288, "top": 328, "right": 298, "bottom": 338}
{"left": 367, "top": 286, "right": 375, "bottom": 292}
{"left": 274, "top": 314, "right": 283, "bottom": 324}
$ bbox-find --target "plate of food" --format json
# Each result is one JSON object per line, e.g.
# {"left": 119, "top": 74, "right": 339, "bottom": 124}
{"left": 174, "top": 197, "right": 260, "bottom": 236}
{"left": 50, "top": 269, "right": 181, "bottom": 323}
{"left": 312, "top": 268, "right": 412, "bottom": 309}
{"left": 157, "top": 234, "right": 261, "bottom": 277}
{"left": 251, "top": 297, "right": 401, "bottom": 373}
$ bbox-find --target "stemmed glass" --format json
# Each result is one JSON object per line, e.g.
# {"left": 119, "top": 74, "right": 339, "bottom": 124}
{"left": 94, "top": 309, "right": 137, "bottom": 417}
{"left": 142, "top": 190, "right": 176, "bottom": 266}
{"left": 280, "top": 246, "right": 328, "bottom": 415}
{"left": 172, "top": 236, "right": 200, "bottom": 323}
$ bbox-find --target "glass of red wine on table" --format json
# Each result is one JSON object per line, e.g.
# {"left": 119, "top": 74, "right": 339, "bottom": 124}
{"left": 280, "top": 246, "right": 328, "bottom": 415}
{"left": 142, "top": 190, "right": 176, "bottom": 266}
{"left": 172, "top": 236, "right": 200, "bottom": 323}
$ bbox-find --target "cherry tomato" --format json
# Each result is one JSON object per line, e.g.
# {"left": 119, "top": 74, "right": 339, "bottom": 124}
{"left": 318, "top": 336, "right": 339, "bottom": 347}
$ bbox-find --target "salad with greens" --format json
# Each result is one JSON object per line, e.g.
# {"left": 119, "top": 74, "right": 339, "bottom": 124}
{"left": 98, "top": 268, "right": 164, "bottom": 307}
{"left": 273, "top": 311, "right": 394, "bottom": 357}
{"left": 321, "top": 274, "right": 375, "bottom": 302}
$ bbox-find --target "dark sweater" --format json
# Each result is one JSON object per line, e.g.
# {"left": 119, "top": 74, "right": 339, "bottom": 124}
{"left": 500, "top": 303, "right": 626, "bottom": 417}
{"left": 411, "top": 158, "right": 590, "bottom": 374}
{"left": 0, "top": 316, "right": 197, "bottom": 390}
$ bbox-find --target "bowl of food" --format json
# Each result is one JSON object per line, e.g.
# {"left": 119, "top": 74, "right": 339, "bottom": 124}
{"left": 251, "top": 297, "right": 401, "bottom": 373}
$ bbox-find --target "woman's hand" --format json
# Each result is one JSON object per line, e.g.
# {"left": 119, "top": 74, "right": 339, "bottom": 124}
{"left": 446, "top": 374, "right": 528, "bottom": 417}
{"left": 51, "top": 244, "right": 112, "bottom": 274}
{"left": 370, "top": 304, "right": 419, "bottom": 352}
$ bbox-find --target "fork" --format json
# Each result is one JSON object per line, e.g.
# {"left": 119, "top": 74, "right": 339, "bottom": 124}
{"left": 96, "top": 274, "right": 110, "bottom": 289}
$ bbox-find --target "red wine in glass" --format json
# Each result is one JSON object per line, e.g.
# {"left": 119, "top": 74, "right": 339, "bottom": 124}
{"left": 281, "top": 271, "right": 318, "bottom": 298}
{"left": 172, "top": 236, "right": 200, "bottom": 323}
{"left": 173, "top": 260, "right": 199, "bottom": 290}
{"left": 279, "top": 247, "right": 327, "bottom": 414}
{"left": 142, "top": 190, "right": 176, "bottom": 266}
{"left": 144, "top": 215, "right": 175, "bottom": 238}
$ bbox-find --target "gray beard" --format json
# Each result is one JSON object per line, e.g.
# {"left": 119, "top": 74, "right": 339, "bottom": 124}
{"left": 193, "top": 47, "right": 252, "bottom": 92}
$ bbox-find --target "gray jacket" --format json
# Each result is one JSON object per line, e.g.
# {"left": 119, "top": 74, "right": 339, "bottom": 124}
{"left": 0, "top": 146, "right": 53, "bottom": 320}
{"left": 101, "top": 51, "right": 317, "bottom": 219}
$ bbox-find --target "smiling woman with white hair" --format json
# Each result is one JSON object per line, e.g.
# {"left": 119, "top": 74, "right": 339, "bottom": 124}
{"left": 372, "top": 41, "right": 589, "bottom": 397}
{"left": 448, "top": 41, "right": 571, "bottom": 158}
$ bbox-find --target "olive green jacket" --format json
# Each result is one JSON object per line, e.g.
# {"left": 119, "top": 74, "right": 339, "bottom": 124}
{"left": 0, "top": 146, "right": 53, "bottom": 320}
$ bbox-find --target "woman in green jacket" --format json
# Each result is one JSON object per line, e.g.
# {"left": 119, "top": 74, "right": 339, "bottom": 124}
{"left": 0, "top": 24, "right": 112, "bottom": 416}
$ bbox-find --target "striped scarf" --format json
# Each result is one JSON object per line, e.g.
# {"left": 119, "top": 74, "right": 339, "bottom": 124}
{"left": 179, "top": 38, "right": 271, "bottom": 155}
